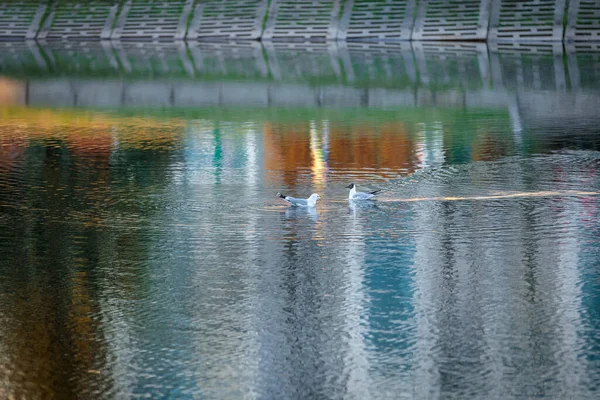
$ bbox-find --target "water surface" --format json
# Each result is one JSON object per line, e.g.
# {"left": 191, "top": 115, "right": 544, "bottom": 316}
{"left": 1, "top": 43, "right": 600, "bottom": 399}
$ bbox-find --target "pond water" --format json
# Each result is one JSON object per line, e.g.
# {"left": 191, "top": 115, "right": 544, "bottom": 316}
{"left": 1, "top": 43, "right": 600, "bottom": 399}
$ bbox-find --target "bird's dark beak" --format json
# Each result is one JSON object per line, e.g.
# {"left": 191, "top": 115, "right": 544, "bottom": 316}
{"left": 345, "top": 184, "right": 353, "bottom": 189}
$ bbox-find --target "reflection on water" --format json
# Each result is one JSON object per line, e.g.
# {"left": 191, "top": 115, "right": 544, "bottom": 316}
{"left": 1, "top": 41, "right": 600, "bottom": 90}
{"left": 1, "top": 43, "right": 600, "bottom": 399}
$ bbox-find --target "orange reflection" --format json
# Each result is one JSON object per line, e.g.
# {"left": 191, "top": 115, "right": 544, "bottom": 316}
{"left": 265, "top": 120, "right": 417, "bottom": 187}
{"left": 0, "top": 136, "right": 26, "bottom": 170}
{"left": 328, "top": 122, "right": 415, "bottom": 175}
{"left": 0, "top": 78, "right": 25, "bottom": 106}
{"left": 0, "top": 108, "right": 185, "bottom": 152}
{"left": 264, "top": 122, "right": 312, "bottom": 187}
{"left": 68, "top": 127, "right": 113, "bottom": 160}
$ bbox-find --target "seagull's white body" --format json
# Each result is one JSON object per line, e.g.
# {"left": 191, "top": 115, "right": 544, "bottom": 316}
{"left": 277, "top": 192, "right": 320, "bottom": 207}
{"left": 346, "top": 183, "right": 382, "bottom": 201}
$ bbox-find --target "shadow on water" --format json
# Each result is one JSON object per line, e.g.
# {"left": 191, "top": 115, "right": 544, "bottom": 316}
{"left": 1, "top": 41, "right": 600, "bottom": 399}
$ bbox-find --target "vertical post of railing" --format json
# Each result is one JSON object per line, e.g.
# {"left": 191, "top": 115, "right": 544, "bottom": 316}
{"left": 552, "top": 0, "right": 567, "bottom": 41}
{"left": 111, "top": 0, "right": 131, "bottom": 40}
{"left": 336, "top": 0, "right": 353, "bottom": 41}
{"left": 101, "top": 4, "right": 119, "bottom": 40}
{"left": 26, "top": 3, "right": 47, "bottom": 39}
{"left": 261, "top": 0, "right": 278, "bottom": 40}
{"left": 175, "top": 0, "right": 194, "bottom": 40}
{"left": 35, "top": 3, "right": 53, "bottom": 40}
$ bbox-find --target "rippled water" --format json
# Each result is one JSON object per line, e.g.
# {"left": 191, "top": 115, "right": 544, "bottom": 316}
{"left": 2, "top": 47, "right": 600, "bottom": 399}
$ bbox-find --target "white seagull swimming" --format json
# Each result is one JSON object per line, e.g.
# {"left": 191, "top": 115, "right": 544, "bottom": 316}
{"left": 345, "top": 183, "right": 383, "bottom": 200}
{"left": 277, "top": 192, "right": 321, "bottom": 207}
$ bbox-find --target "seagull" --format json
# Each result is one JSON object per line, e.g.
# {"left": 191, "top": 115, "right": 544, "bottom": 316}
{"left": 345, "top": 183, "right": 383, "bottom": 201}
{"left": 277, "top": 192, "right": 321, "bottom": 207}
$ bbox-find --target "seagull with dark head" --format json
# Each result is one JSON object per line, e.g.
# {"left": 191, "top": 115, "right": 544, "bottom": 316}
{"left": 345, "top": 183, "right": 383, "bottom": 201}
{"left": 277, "top": 192, "right": 321, "bottom": 207}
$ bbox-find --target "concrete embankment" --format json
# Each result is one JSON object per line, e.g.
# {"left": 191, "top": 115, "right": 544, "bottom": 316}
{"left": 0, "top": 1, "right": 598, "bottom": 43}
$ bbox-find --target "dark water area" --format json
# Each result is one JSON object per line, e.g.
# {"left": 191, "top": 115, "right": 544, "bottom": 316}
{"left": 1, "top": 41, "right": 600, "bottom": 399}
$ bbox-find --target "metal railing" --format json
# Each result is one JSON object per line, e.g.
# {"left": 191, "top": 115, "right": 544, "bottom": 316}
{"left": 0, "top": 0, "right": 598, "bottom": 43}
